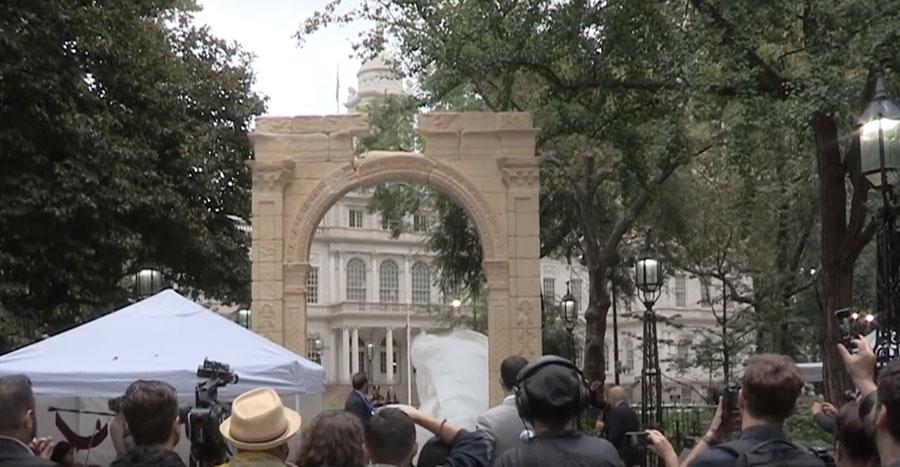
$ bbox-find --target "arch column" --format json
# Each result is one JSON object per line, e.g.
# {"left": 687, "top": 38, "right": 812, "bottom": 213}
{"left": 499, "top": 157, "right": 543, "bottom": 368}
{"left": 248, "top": 159, "right": 294, "bottom": 344}
{"left": 483, "top": 259, "right": 512, "bottom": 402}
{"left": 283, "top": 262, "right": 309, "bottom": 353}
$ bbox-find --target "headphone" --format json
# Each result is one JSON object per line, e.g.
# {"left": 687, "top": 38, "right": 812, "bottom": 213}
{"left": 513, "top": 355, "right": 591, "bottom": 421}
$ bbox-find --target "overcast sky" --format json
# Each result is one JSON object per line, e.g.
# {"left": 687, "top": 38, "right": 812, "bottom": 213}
{"left": 193, "top": 0, "right": 367, "bottom": 116}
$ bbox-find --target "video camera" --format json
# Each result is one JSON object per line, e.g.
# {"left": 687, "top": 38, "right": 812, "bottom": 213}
{"left": 180, "top": 359, "right": 239, "bottom": 467}
{"left": 834, "top": 308, "right": 876, "bottom": 351}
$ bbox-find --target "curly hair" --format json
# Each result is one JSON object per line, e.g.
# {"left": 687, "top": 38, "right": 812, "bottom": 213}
{"left": 296, "top": 410, "right": 366, "bottom": 467}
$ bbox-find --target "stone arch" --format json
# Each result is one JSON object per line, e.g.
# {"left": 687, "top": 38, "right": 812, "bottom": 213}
{"left": 248, "top": 112, "right": 542, "bottom": 402}
{"left": 286, "top": 152, "right": 507, "bottom": 264}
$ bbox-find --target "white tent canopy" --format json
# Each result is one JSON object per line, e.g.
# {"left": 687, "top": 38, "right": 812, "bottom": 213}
{"left": 0, "top": 289, "right": 324, "bottom": 397}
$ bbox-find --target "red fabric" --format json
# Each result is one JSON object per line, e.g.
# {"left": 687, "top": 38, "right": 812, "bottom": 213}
{"left": 54, "top": 413, "right": 108, "bottom": 449}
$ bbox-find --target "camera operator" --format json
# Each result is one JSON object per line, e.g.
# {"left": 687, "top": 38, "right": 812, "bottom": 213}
{"left": 494, "top": 356, "right": 624, "bottom": 467}
{"left": 839, "top": 337, "right": 900, "bottom": 467}
{"left": 111, "top": 380, "right": 186, "bottom": 467}
{"left": 681, "top": 354, "right": 824, "bottom": 467}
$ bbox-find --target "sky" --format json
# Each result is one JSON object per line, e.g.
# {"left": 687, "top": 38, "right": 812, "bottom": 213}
{"left": 193, "top": 0, "right": 367, "bottom": 116}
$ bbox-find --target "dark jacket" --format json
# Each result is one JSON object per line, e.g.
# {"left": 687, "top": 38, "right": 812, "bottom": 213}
{"left": 344, "top": 390, "right": 373, "bottom": 424}
{"left": 109, "top": 446, "right": 187, "bottom": 467}
{"left": 0, "top": 437, "right": 56, "bottom": 467}
{"left": 494, "top": 431, "right": 624, "bottom": 467}
{"left": 417, "top": 430, "right": 490, "bottom": 467}
{"left": 603, "top": 402, "right": 641, "bottom": 466}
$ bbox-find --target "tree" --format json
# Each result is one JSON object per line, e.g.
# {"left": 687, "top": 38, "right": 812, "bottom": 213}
{"left": 0, "top": 1, "right": 264, "bottom": 350}
{"left": 301, "top": 1, "right": 900, "bottom": 399}
{"left": 301, "top": 1, "right": 716, "bottom": 390}
{"left": 678, "top": 0, "right": 900, "bottom": 400}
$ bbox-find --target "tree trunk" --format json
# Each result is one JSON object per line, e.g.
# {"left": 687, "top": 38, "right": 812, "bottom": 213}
{"left": 814, "top": 112, "right": 855, "bottom": 402}
{"left": 583, "top": 265, "right": 611, "bottom": 388}
{"left": 821, "top": 265, "right": 855, "bottom": 401}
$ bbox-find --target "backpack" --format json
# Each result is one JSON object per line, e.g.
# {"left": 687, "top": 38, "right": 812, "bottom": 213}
{"left": 718, "top": 439, "right": 828, "bottom": 467}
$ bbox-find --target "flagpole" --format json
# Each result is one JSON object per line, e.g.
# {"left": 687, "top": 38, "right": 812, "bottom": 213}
{"left": 335, "top": 64, "right": 340, "bottom": 114}
{"left": 407, "top": 306, "right": 412, "bottom": 405}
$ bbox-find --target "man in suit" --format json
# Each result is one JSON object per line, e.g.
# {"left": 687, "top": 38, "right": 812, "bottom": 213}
{"left": 476, "top": 355, "right": 529, "bottom": 465}
{"left": 0, "top": 375, "right": 55, "bottom": 467}
{"left": 345, "top": 372, "right": 374, "bottom": 424}
{"left": 601, "top": 386, "right": 641, "bottom": 467}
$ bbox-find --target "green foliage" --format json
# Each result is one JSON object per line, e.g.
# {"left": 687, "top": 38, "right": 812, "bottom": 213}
{"left": 362, "top": 94, "right": 486, "bottom": 298}
{"left": 785, "top": 402, "right": 834, "bottom": 449}
{"left": 541, "top": 295, "right": 573, "bottom": 358}
{"left": 356, "top": 94, "right": 420, "bottom": 153}
{"left": 0, "top": 1, "right": 264, "bottom": 350}
{"left": 301, "top": 0, "right": 900, "bottom": 393}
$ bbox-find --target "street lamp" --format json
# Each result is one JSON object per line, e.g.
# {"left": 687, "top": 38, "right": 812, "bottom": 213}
{"left": 236, "top": 309, "right": 251, "bottom": 329}
{"left": 313, "top": 337, "right": 324, "bottom": 364}
{"left": 635, "top": 251, "right": 664, "bottom": 464}
{"left": 859, "top": 75, "right": 900, "bottom": 368}
{"left": 132, "top": 268, "right": 165, "bottom": 299}
{"left": 560, "top": 282, "right": 578, "bottom": 363}
{"left": 366, "top": 342, "right": 375, "bottom": 378}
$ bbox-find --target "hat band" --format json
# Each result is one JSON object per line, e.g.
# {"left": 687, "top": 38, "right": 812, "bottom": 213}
{"left": 231, "top": 422, "right": 289, "bottom": 445}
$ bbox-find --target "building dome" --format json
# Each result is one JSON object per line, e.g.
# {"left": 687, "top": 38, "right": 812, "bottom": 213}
{"left": 345, "top": 51, "right": 405, "bottom": 112}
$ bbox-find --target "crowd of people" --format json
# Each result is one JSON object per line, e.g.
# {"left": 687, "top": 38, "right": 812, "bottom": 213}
{"left": 1, "top": 336, "right": 898, "bottom": 467}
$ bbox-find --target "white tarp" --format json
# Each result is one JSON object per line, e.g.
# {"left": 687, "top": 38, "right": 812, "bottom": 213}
{"left": 0, "top": 290, "right": 325, "bottom": 466}
{"left": 0, "top": 289, "right": 325, "bottom": 397}
{"left": 410, "top": 329, "right": 489, "bottom": 430}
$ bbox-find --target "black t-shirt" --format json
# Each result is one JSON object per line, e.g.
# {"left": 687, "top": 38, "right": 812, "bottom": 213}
{"left": 494, "top": 431, "right": 625, "bottom": 467}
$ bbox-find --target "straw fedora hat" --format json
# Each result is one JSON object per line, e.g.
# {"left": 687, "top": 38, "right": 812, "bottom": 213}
{"left": 219, "top": 387, "right": 302, "bottom": 450}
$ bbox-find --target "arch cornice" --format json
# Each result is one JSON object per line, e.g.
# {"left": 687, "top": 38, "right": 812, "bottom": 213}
{"left": 285, "top": 152, "right": 508, "bottom": 264}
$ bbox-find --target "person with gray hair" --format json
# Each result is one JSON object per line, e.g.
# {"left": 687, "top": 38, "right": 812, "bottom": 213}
{"left": 0, "top": 375, "right": 55, "bottom": 467}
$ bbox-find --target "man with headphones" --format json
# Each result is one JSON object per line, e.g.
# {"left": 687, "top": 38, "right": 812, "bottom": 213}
{"left": 494, "top": 355, "right": 625, "bottom": 467}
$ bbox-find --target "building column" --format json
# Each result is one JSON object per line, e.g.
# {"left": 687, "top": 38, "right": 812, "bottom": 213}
{"left": 341, "top": 327, "right": 351, "bottom": 384}
{"left": 386, "top": 327, "right": 395, "bottom": 384}
{"left": 327, "top": 330, "right": 337, "bottom": 384}
{"left": 351, "top": 327, "right": 360, "bottom": 375}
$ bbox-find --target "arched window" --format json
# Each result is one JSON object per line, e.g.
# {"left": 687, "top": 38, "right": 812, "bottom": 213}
{"left": 379, "top": 260, "right": 399, "bottom": 303}
{"left": 411, "top": 262, "right": 431, "bottom": 304}
{"left": 346, "top": 258, "right": 367, "bottom": 302}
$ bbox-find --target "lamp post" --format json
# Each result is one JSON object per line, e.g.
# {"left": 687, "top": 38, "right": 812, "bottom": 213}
{"left": 611, "top": 279, "right": 621, "bottom": 386}
{"left": 236, "top": 309, "right": 251, "bottom": 329}
{"left": 366, "top": 342, "right": 375, "bottom": 379}
{"left": 859, "top": 75, "right": 900, "bottom": 369}
{"left": 560, "top": 282, "right": 578, "bottom": 364}
{"left": 635, "top": 252, "right": 664, "bottom": 456}
{"left": 131, "top": 268, "right": 165, "bottom": 299}
{"left": 314, "top": 337, "right": 324, "bottom": 364}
